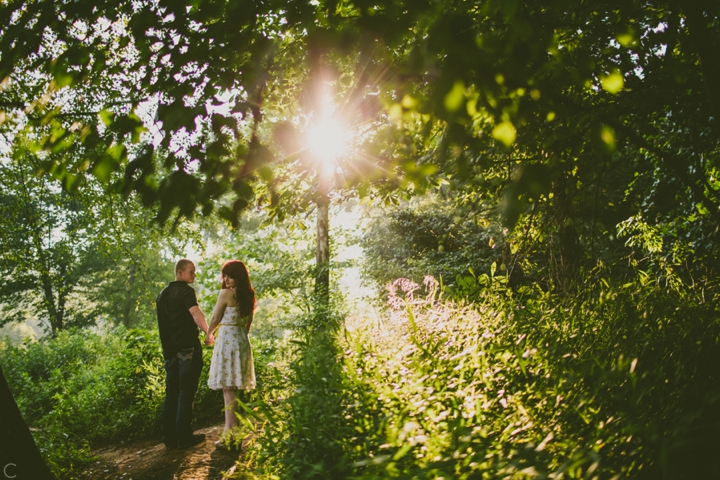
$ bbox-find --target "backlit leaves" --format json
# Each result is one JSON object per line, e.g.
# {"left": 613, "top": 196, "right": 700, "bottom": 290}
{"left": 491, "top": 121, "right": 516, "bottom": 147}
{"left": 601, "top": 71, "right": 624, "bottom": 94}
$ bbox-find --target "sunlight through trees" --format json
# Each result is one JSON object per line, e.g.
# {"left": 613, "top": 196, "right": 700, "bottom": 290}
{"left": 1, "top": 0, "right": 719, "bottom": 478}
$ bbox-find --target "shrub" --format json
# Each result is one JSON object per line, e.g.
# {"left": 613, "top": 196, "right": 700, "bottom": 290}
{"left": 0, "top": 329, "right": 164, "bottom": 476}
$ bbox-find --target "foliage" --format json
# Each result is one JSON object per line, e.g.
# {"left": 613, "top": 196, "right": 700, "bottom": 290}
{"left": 0, "top": 1, "right": 717, "bottom": 337}
{"left": 1, "top": 1, "right": 718, "bottom": 288}
{"left": 78, "top": 188, "right": 199, "bottom": 330}
{"left": 239, "top": 275, "right": 720, "bottom": 479}
{"left": 0, "top": 157, "right": 188, "bottom": 332}
{"left": 81, "top": 246, "right": 174, "bottom": 329}
{"left": 361, "top": 194, "right": 506, "bottom": 293}
{"left": 196, "top": 213, "right": 316, "bottom": 315}
{"left": 0, "top": 157, "right": 108, "bottom": 333}
{"left": 0, "top": 0, "right": 289, "bottom": 224}
{"left": 0, "top": 328, "right": 161, "bottom": 475}
{"left": 194, "top": 207, "right": 358, "bottom": 338}
{"left": 234, "top": 303, "right": 353, "bottom": 479}
{"left": 0, "top": 326, "right": 279, "bottom": 478}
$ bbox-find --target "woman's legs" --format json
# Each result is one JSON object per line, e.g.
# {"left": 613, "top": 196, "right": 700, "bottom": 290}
{"left": 222, "top": 388, "right": 238, "bottom": 433}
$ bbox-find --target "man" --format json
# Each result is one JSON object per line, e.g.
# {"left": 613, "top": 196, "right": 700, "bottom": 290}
{"left": 156, "top": 259, "right": 214, "bottom": 449}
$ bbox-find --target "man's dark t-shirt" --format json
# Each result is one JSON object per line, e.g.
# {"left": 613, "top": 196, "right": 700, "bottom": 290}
{"left": 156, "top": 281, "right": 200, "bottom": 359}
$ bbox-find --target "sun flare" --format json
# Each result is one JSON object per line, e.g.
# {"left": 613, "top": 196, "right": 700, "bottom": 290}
{"left": 305, "top": 116, "right": 349, "bottom": 171}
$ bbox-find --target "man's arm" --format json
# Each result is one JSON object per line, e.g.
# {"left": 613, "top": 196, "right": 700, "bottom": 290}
{"left": 189, "top": 305, "right": 214, "bottom": 344}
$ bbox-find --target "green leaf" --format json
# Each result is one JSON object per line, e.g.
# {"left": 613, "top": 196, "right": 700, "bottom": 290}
{"left": 444, "top": 81, "right": 465, "bottom": 112}
{"left": 616, "top": 29, "right": 636, "bottom": 48}
{"left": 492, "top": 121, "right": 516, "bottom": 147}
{"left": 99, "top": 110, "right": 114, "bottom": 127}
{"left": 93, "top": 157, "right": 117, "bottom": 183}
{"left": 392, "top": 442, "right": 413, "bottom": 461}
{"left": 258, "top": 166, "right": 274, "bottom": 182}
{"left": 601, "top": 125, "right": 616, "bottom": 151}
{"left": 53, "top": 72, "right": 74, "bottom": 89}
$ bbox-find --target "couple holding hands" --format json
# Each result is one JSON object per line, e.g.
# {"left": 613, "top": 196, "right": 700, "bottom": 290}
{"left": 155, "top": 259, "right": 255, "bottom": 450}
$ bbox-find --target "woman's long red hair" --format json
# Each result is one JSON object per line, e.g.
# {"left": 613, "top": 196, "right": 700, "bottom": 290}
{"left": 221, "top": 260, "right": 256, "bottom": 318}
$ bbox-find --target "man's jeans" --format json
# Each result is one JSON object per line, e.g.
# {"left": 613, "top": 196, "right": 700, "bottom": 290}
{"left": 162, "top": 342, "right": 202, "bottom": 447}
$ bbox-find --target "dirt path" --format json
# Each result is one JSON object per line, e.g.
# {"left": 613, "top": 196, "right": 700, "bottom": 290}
{"left": 77, "top": 425, "right": 248, "bottom": 480}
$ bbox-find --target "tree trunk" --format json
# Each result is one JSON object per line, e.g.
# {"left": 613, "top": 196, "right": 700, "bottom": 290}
{"left": 315, "top": 190, "right": 330, "bottom": 307}
{"left": 122, "top": 263, "right": 137, "bottom": 328}
{"left": 40, "top": 274, "right": 62, "bottom": 334}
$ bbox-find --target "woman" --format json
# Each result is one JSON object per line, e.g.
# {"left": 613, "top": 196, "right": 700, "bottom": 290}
{"left": 206, "top": 260, "right": 256, "bottom": 449}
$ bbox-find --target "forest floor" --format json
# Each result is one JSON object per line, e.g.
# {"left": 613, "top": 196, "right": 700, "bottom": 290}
{"left": 77, "top": 424, "right": 248, "bottom": 480}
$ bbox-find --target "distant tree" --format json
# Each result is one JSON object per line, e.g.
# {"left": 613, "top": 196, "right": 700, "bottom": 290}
{"left": 362, "top": 195, "right": 506, "bottom": 292}
{"left": 77, "top": 188, "right": 194, "bottom": 329}
{"left": 81, "top": 239, "right": 175, "bottom": 330}
{"left": 0, "top": 156, "right": 109, "bottom": 334}
{"left": 0, "top": 151, "right": 186, "bottom": 333}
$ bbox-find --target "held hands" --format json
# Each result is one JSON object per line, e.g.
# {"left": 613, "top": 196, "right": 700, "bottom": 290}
{"left": 204, "top": 332, "right": 215, "bottom": 346}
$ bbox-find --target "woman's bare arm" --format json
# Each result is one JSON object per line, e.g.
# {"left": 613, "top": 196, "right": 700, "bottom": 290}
{"left": 207, "top": 289, "right": 232, "bottom": 335}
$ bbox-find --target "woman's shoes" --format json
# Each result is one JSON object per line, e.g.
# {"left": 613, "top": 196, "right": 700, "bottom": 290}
{"left": 214, "top": 434, "right": 238, "bottom": 451}
{"left": 214, "top": 439, "right": 231, "bottom": 450}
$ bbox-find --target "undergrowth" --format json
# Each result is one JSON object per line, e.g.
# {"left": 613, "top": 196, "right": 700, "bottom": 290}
{"left": 239, "top": 275, "right": 720, "bottom": 479}
{"left": 0, "top": 327, "right": 276, "bottom": 478}
{"left": 5, "top": 272, "right": 718, "bottom": 479}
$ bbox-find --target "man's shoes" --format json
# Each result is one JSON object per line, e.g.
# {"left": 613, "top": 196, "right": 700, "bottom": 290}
{"left": 178, "top": 433, "right": 206, "bottom": 449}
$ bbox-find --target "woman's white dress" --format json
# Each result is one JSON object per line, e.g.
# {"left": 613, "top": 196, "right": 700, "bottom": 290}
{"left": 207, "top": 305, "right": 256, "bottom": 390}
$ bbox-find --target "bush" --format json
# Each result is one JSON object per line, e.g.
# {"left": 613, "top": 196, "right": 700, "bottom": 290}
{"left": 0, "top": 328, "right": 164, "bottom": 476}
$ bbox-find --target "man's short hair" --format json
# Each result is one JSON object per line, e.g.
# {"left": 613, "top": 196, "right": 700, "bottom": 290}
{"left": 175, "top": 259, "right": 194, "bottom": 274}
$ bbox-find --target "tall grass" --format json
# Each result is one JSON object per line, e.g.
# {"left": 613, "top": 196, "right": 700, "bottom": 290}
{"left": 237, "top": 307, "right": 355, "bottom": 478}
{"left": 242, "top": 275, "right": 720, "bottom": 479}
